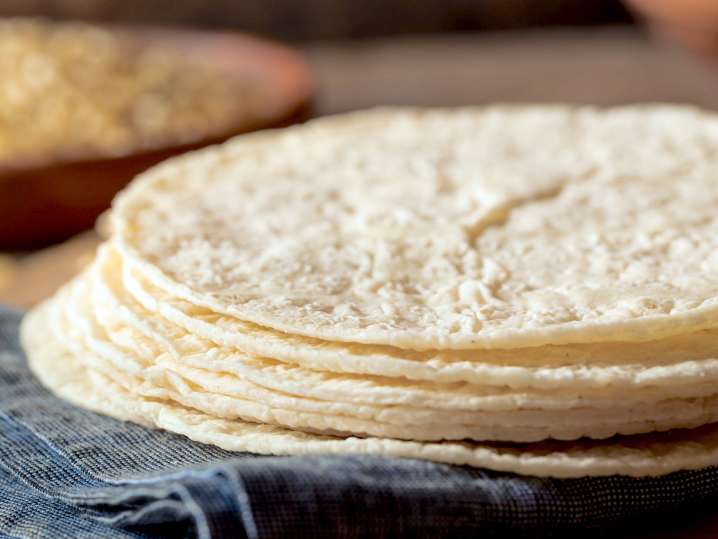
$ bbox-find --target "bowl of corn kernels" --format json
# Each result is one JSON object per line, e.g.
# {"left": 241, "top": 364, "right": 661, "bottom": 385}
{"left": 0, "top": 18, "right": 313, "bottom": 249}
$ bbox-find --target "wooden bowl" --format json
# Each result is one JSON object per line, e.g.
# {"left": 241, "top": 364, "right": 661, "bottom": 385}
{"left": 0, "top": 26, "right": 314, "bottom": 250}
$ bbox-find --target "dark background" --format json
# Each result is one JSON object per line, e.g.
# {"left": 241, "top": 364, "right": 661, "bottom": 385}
{"left": 0, "top": 0, "right": 633, "bottom": 40}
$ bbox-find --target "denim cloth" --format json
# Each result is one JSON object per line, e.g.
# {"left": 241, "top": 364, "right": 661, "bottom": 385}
{"left": 2, "top": 306, "right": 718, "bottom": 539}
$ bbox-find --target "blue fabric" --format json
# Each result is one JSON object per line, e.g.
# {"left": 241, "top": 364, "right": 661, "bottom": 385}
{"left": 2, "top": 306, "right": 718, "bottom": 539}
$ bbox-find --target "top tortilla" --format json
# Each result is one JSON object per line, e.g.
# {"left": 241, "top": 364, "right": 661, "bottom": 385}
{"left": 113, "top": 105, "right": 718, "bottom": 350}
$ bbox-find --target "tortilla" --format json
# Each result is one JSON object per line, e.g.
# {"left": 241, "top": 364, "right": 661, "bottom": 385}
{"left": 112, "top": 106, "right": 718, "bottom": 349}
{"left": 22, "top": 299, "right": 718, "bottom": 478}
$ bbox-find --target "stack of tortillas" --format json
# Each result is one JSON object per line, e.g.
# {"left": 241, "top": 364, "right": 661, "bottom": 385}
{"left": 21, "top": 105, "right": 718, "bottom": 478}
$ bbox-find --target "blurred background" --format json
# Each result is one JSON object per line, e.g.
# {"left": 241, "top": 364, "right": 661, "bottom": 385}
{"left": 0, "top": 0, "right": 632, "bottom": 40}
{"left": 2, "top": 0, "right": 718, "bottom": 310}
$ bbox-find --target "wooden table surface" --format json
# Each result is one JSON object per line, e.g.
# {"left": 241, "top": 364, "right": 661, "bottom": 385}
{"left": 2, "top": 25, "right": 718, "bottom": 536}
